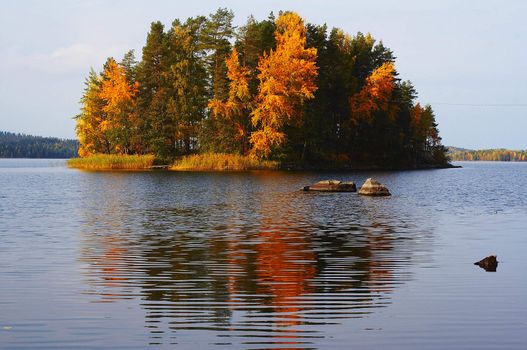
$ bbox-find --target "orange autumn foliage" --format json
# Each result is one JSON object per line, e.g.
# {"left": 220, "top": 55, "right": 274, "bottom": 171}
{"left": 76, "top": 70, "right": 104, "bottom": 157}
{"left": 208, "top": 48, "right": 252, "bottom": 149}
{"left": 250, "top": 12, "right": 318, "bottom": 159}
{"left": 224, "top": 48, "right": 251, "bottom": 102}
{"left": 76, "top": 58, "right": 140, "bottom": 156}
{"left": 256, "top": 228, "right": 316, "bottom": 330}
{"left": 99, "top": 59, "right": 139, "bottom": 116}
{"left": 73, "top": 11, "right": 448, "bottom": 167}
{"left": 410, "top": 102, "right": 426, "bottom": 142}
{"left": 410, "top": 102, "right": 440, "bottom": 150}
{"left": 350, "top": 62, "right": 397, "bottom": 123}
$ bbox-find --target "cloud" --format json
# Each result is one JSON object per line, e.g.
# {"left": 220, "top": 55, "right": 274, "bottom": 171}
{"left": 0, "top": 43, "right": 131, "bottom": 77}
{"left": 46, "top": 43, "right": 101, "bottom": 70}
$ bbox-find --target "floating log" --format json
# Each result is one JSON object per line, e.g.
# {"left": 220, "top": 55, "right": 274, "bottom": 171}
{"left": 358, "top": 178, "right": 391, "bottom": 196}
{"left": 474, "top": 255, "right": 498, "bottom": 272}
{"left": 303, "top": 180, "right": 357, "bottom": 192}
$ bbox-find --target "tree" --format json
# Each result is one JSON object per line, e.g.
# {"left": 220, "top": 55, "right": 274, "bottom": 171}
{"left": 235, "top": 14, "right": 276, "bottom": 95}
{"left": 207, "top": 48, "right": 252, "bottom": 153}
{"left": 299, "top": 26, "right": 354, "bottom": 162}
{"left": 137, "top": 22, "right": 167, "bottom": 102}
{"left": 236, "top": 14, "right": 276, "bottom": 64}
{"left": 164, "top": 17, "right": 209, "bottom": 156}
{"left": 350, "top": 62, "right": 397, "bottom": 124}
{"left": 201, "top": 14, "right": 277, "bottom": 155}
{"left": 250, "top": 12, "right": 318, "bottom": 159}
{"left": 0, "top": 131, "right": 78, "bottom": 158}
{"left": 136, "top": 21, "right": 169, "bottom": 155}
{"left": 120, "top": 50, "right": 138, "bottom": 83}
{"left": 98, "top": 57, "right": 139, "bottom": 154}
{"left": 202, "top": 8, "right": 235, "bottom": 100}
{"left": 347, "top": 61, "right": 400, "bottom": 164}
{"left": 72, "top": 10, "right": 449, "bottom": 168}
{"left": 75, "top": 69, "right": 106, "bottom": 156}
{"left": 75, "top": 58, "right": 139, "bottom": 157}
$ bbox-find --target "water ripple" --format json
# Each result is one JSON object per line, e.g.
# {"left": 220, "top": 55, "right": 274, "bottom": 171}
{"left": 1, "top": 161, "right": 527, "bottom": 349}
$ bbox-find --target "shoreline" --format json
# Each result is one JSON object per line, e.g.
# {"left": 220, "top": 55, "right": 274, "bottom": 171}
{"left": 66, "top": 153, "right": 459, "bottom": 172}
{"left": 68, "top": 162, "right": 460, "bottom": 172}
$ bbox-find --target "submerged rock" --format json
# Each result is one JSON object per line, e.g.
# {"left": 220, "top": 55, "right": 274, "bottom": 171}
{"left": 358, "top": 178, "right": 391, "bottom": 196}
{"left": 474, "top": 255, "right": 498, "bottom": 272}
{"left": 303, "top": 180, "right": 357, "bottom": 192}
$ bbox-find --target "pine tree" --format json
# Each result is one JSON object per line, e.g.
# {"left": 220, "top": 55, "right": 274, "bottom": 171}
{"left": 202, "top": 8, "right": 235, "bottom": 100}
{"left": 164, "top": 17, "right": 209, "bottom": 155}
{"left": 136, "top": 21, "right": 169, "bottom": 156}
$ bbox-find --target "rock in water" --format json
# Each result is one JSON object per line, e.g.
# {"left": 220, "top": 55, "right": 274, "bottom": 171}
{"left": 474, "top": 255, "right": 498, "bottom": 272}
{"left": 303, "top": 180, "right": 357, "bottom": 192}
{"left": 358, "top": 178, "right": 391, "bottom": 196}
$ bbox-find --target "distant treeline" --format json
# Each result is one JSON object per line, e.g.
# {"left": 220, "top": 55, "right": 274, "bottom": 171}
{"left": 75, "top": 9, "right": 449, "bottom": 168}
{"left": 0, "top": 131, "right": 79, "bottom": 158}
{"left": 448, "top": 147, "right": 527, "bottom": 161}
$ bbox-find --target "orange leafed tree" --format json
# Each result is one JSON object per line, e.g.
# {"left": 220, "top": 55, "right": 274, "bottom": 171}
{"left": 99, "top": 59, "right": 138, "bottom": 117}
{"left": 76, "top": 58, "right": 139, "bottom": 156}
{"left": 208, "top": 48, "right": 252, "bottom": 153}
{"left": 250, "top": 12, "right": 318, "bottom": 159}
{"left": 76, "top": 69, "right": 105, "bottom": 157}
{"left": 410, "top": 102, "right": 426, "bottom": 145}
{"left": 99, "top": 58, "right": 139, "bottom": 154}
{"left": 350, "top": 62, "right": 397, "bottom": 124}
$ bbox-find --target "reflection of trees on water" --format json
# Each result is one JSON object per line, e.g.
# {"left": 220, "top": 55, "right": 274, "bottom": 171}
{"left": 78, "top": 174, "right": 427, "bottom": 347}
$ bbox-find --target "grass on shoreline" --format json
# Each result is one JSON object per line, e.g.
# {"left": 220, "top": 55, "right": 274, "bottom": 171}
{"left": 171, "top": 153, "right": 279, "bottom": 171}
{"left": 67, "top": 154, "right": 155, "bottom": 170}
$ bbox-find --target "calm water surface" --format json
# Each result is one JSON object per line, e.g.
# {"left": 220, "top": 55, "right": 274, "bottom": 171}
{"left": 1, "top": 159, "right": 526, "bottom": 349}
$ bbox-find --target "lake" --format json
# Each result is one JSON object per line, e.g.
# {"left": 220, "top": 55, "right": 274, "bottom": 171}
{"left": 1, "top": 159, "right": 526, "bottom": 349}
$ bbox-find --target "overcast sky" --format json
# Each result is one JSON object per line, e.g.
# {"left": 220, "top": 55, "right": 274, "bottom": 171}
{"left": 1, "top": 0, "right": 526, "bottom": 149}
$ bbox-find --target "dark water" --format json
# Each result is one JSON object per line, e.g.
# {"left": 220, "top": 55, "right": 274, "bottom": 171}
{"left": 1, "top": 159, "right": 526, "bottom": 349}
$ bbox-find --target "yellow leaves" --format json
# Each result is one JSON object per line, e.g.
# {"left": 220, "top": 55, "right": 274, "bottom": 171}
{"left": 78, "top": 146, "right": 90, "bottom": 158}
{"left": 410, "top": 103, "right": 423, "bottom": 127}
{"left": 367, "top": 62, "right": 395, "bottom": 98}
{"left": 350, "top": 62, "right": 396, "bottom": 123}
{"left": 250, "top": 12, "right": 318, "bottom": 159}
{"left": 209, "top": 48, "right": 251, "bottom": 121}
{"left": 99, "top": 59, "right": 138, "bottom": 115}
{"left": 99, "top": 120, "right": 112, "bottom": 132}
{"left": 225, "top": 48, "right": 251, "bottom": 101}
{"left": 410, "top": 103, "right": 439, "bottom": 147}
{"left": 410, "top": 103, "right": 427, "bottom": 142}
{"left": 78, "top": 142, "right": 95, "bottom": 157}
{"left": 249, "top": 127, "right": 285, "bottom": 159}
{"left": 75, "top": 58, "right": 139, "bottom": 157}
{"left": 275, "top": 12, "right": 304, "bottom": 44}
{"left": 234, "top": 123, "right": 245, "bottom": 138}
{"left": 208, "top": 48, "right": 252, "bottom": 149}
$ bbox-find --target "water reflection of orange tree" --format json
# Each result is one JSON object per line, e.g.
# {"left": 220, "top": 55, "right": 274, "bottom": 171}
{"left": 77, "top": 172, "right": 409, "bottom": 346}
{"left": 365, "top": 223, "right": 398, "bottom": 294}
{"left": 81, "top": 234, "right": 130, "bottom": 303}
{"left": 251, "top": 188, "right": 317, "bottom": 350}
{"left": 256, "top": 225, "right": 316, "bottom": 326}
{"left": 79, "top": 174, "right": 134, "bottom": 302}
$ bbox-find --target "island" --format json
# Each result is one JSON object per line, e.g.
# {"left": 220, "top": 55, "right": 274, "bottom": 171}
{"left": 68, "top": 9, "right": 450, "bottom": 171}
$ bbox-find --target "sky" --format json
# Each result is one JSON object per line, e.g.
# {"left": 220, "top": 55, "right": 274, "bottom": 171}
{"left": 1, "top": 0, "right": 526, "bottom": 149}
